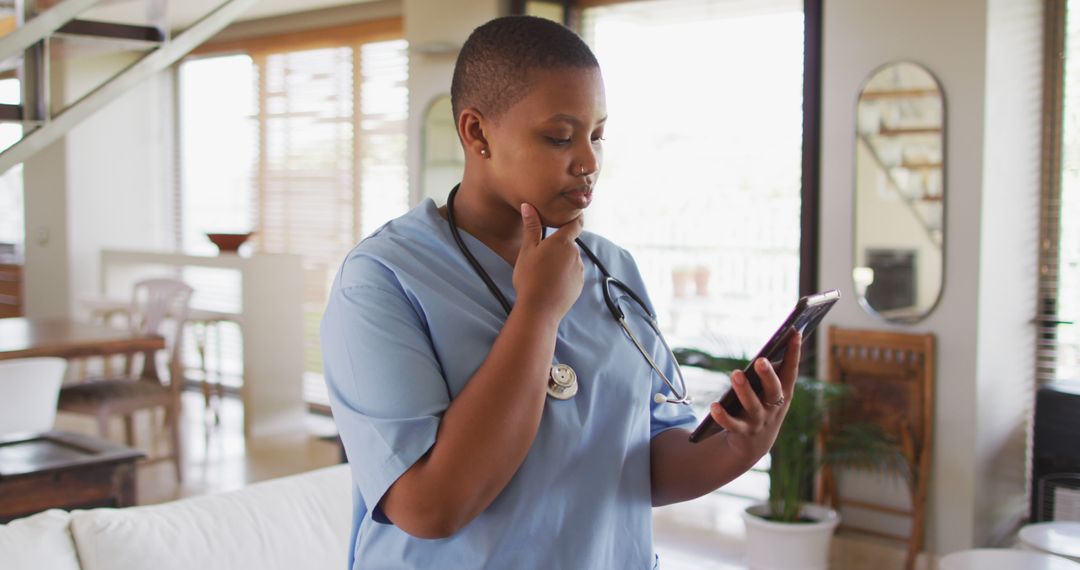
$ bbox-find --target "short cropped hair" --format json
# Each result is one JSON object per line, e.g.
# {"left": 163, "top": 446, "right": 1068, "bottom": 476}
{"left": 451, "top": 15, "right": 599, "bottom": 124}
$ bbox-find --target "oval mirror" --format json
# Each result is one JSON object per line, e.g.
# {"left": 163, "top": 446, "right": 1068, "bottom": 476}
{"left": 421, "top": 94, "right": 464, "bottom": 206}
{"left": 853, "top": 62, "right": 944, "bottom": 323}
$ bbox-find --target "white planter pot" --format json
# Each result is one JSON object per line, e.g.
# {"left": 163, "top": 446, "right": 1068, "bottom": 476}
{"left": 742, "top": 502, "right": 840, "bottom": 570}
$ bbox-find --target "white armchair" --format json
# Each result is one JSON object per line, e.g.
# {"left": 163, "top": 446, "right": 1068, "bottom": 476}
{"left": 0, "top": 357, "right": 68, "bottom": 437}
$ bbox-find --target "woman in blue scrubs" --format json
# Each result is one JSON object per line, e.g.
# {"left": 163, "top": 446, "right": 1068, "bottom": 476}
{"left": 321, "top": 15, "right": 802, "bottom": 569}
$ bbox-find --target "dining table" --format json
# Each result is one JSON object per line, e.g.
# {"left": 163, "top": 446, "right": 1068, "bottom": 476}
{"left": 0, "top": 317, "right": 165, "bottom": 380}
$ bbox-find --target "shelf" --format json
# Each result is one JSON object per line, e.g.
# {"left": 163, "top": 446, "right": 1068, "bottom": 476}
{"left": 860, "top": 88, "right": 940, "bottom": 100}
{"left": 100, "top": 249, "right": 281, "bottom": 270}
{"left": 878, "top": 126, "right": 941, "bottom": 137}
{"left": 900, "top": 160, "right": 942, "bottom": 170}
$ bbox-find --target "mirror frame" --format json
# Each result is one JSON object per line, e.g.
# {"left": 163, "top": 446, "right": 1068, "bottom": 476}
{"left": 419, "top": 93, "right": 462, "bottom": 206}
{"left": 852, "top": 61, "right": 946, "bottom": 324}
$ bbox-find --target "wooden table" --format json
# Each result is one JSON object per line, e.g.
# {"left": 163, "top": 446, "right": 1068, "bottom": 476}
{"left": 0, "top": 430, "right": 144, "bottom": 522}
{"left": 0, "top": 317, "right": 165, "bottom": 379}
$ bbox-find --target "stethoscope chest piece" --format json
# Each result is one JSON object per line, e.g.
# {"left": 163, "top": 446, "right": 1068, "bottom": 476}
{"left": 547, "top": 363, "right": 578, "bottom": 400}
{"left": 445, "top": 185, "right": 690, "bottom": 407}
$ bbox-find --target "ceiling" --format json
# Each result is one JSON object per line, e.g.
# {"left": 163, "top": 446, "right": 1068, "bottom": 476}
{"left": 173, "top": 0, "right": 381, "bottom": 29}
{"left": 4, "top": 0, "right": 381, "bottom": 30}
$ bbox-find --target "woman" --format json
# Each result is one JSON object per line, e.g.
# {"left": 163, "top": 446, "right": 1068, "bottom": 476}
{"left": 321, "top": 15, "right": 801, "bottom": 569}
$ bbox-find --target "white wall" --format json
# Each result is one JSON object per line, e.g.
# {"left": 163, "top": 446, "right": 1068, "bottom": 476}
{"left": 22, "top": 52, "right": 169, "bottom": 319}
{"left": 210, "top": 0, "right": 401, "bottom": 43}
{"left": 63, "top": 55, "right": 175, "bottom": 318}
{"left": 975, "top": 0, "right": 1042, "bottom": 545}
{"left": 22, "top": 139, "right": 71, "bottom": 317}
{"left": 403, "top": 0, "right": 503, "bottom": 206}
{"left": 822, "top": 0, "right": 1041, "bottom": 555}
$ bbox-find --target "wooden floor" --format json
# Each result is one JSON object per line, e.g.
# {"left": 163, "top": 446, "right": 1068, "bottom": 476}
{"left": 53, "top": 391, "right": 341, "bottom": 506}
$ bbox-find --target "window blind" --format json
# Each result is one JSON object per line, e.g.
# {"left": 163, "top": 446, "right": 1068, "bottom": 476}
{"left": 256, "top": 45, "right": 356, "bottom": 305}
{"left": 254, "top": 40, "right": 409, "bottom": 406}
{"left": 357, "top": 39, "right": 410, "bottom": 238}
{"left": 176, "top": 30, "right": 408, "bottom": 407}
{"left": 1062, "top": 3, "right": 1080, "bottom": 383}
{"left": 1039, "top": 0, "right": 1080, "bottom": 385}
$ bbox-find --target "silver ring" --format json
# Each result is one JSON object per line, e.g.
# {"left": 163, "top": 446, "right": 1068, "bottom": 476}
{"left": 766, "top": 396, "right": 785, "bottom": 408}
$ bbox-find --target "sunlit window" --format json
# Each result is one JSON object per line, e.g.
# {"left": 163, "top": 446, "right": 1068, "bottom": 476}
{"left": 179, "top": 54, "right": 256, "bottom": 255}
{"left": 582, "top": 0, "right": 805, "bottom": 500}
{"left": 176, "top": 39, "right": 409, "bottom": 405}
{"left": 0, "top": 78, "right": 24, "bottom": 255}
{"left": 1051, "top": 0, "right": 1080, "bottom": 381}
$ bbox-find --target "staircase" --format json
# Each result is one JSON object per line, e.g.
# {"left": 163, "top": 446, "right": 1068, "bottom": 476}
{"left": 0, "top": 0, "right": 257, "bottom": 175}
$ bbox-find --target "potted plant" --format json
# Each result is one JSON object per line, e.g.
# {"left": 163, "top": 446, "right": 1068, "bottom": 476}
{"left": 673, "top": 348, "right": 906, "bottom": 570}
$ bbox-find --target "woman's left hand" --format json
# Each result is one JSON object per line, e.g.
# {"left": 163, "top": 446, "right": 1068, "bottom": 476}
{"left": 708, "top": 332, "right": 802, "bottom": 465}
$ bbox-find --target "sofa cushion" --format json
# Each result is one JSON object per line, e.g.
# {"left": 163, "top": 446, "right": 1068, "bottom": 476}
{"left": 70, "top": 464, "right": 352, "bottom": 570}
{"left": 0, "top": 509, "right": 82, "bottom": 570}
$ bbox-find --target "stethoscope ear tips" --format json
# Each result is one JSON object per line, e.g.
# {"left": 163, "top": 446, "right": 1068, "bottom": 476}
{"left": 653, "top": 393, "right": 667, "bottom": 405}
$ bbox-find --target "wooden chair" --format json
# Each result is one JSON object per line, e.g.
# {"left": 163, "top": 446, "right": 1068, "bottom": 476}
{"left": 818, "top": 326, "right": 935, "bottom": 570}
{"left": 59, "top": 278, "right": 193, "bottom": 482}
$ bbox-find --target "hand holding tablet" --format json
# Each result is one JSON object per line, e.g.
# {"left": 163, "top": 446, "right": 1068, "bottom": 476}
{"left": 688, "top": 289, "right": 841, "bottom": 443}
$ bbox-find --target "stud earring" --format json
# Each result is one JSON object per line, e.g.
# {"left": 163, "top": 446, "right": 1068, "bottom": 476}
{"left": 480, "top": 149, "right": 488, "bottom": 157}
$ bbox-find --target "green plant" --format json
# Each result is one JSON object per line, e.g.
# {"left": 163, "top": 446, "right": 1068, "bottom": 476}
{"left": 672, "top": 347, "right": 908, "bottom": 523}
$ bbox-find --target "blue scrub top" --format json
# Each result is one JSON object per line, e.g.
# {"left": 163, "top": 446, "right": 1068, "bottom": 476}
{"left": 321, "top": 199, "right": 697, "bottom": 569}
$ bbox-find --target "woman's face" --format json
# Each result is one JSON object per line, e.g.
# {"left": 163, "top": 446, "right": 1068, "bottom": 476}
{"left": 482, "top": 67, "right": 607, "bottom": 228}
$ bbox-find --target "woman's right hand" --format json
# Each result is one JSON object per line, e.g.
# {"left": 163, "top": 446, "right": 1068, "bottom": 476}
{"left": 512, "top": 203, "right": 585, "bottom": 323}
{"left": 381, "top": 202, "right": 583, "bottom": 539}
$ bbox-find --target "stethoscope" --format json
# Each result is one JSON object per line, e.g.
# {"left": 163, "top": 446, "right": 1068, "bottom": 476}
{"left": 445, "top": 185, "right": 691, "bottom": 406}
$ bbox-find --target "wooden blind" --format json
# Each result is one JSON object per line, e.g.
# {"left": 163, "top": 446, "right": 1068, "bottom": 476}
{"left": 253, "top": 40, "right": 409, "bottom": 403}
{"left": 176, "top": 21, "right": 408, "bottom": 406}
{"left": 1039, "top": 0, "right": 1080, "bottom": 385}
{"left": 254, "top": 46, "right": 356, "bottom": 300}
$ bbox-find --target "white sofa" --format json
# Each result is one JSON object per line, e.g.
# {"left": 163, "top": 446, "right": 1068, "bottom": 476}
{"left": 0, "top": 464, "right": 352, "bottom": 570}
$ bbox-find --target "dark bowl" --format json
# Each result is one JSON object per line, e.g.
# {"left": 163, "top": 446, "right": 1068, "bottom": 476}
{"left": 206, "top": 232, "right": 254, "bottom": 254}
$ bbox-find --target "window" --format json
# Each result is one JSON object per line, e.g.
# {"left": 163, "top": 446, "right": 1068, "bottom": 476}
{"left": 581, "top": 0, "right": 808, "bottom": 501}
{"left": 1039, "top": 1, "right": 1080, "bottom": 384}
{"left": 178, "top": 55, "right": 256, "bottom": 256}
{"left": 0, "top": 78, "right": 23, "bottom": 256}
{"left": 177, "top": 23, "right": 408, "bottom": 406}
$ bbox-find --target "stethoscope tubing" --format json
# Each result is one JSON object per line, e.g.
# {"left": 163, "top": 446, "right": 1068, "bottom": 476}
{"left": 444, "top": 185, "right": 691, "bottom": 405}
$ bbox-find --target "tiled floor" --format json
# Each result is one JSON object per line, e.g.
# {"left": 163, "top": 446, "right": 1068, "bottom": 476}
{"left": 655, "top": 519, "right": 748, "bottom": 569}
{"left": 653, "top": 493, "right": 753, "bottom": 569}
{"left": 53, "top": 390, "right": 341, "bottom": 506}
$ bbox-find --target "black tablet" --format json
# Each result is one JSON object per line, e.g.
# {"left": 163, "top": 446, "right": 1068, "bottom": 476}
{"left": 688, "top": 289, "right": 841, "bottom": 443}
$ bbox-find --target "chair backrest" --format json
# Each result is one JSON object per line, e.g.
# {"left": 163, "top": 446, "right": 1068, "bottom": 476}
{"left": 819, "top": 326, "right": 935, "bottom": 570}
{"left": 0, "top": 357, "right": 68, "bottom": 436}
{"left": 130, "top": 278, "right": 193, "bottom": 383}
